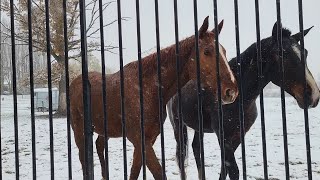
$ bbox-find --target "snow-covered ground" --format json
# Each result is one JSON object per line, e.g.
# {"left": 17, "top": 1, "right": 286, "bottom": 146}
{"left": 1, "top": 95, "right": 319, "bottom": 179}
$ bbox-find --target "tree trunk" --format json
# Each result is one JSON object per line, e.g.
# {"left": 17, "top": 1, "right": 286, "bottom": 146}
{"left": 0, "top": 59, "right": 3, "bottom": 94}
{"left": 55, "top": 61, "right": 67, "bottom": 116}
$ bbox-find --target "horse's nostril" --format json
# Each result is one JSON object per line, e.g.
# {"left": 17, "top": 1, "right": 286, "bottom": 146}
{"left": 225, "top": 89, "right": 235, "bottom": 99}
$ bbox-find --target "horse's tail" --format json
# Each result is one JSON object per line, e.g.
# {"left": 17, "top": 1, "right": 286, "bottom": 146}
{"left": 167, "top": 98, "right": 175, "bottom": 125}
{"left": 167, "top": 98, "right": 189, "bottom": 177}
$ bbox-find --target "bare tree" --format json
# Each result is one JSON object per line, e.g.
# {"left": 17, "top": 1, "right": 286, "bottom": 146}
{"left": 19, "top": 53, "right": 113, "bottom": 89}
{"left": 1, "top": 19, "right": 13, "bottom": 93}
{"left": 0, "top": 10, "right": 3, "bottom": 94}
{"left": 1, "top": 18, "right": 47, "bottom": 94}
{"left": 1, "top": 0, "right": 122, "bottom": 115}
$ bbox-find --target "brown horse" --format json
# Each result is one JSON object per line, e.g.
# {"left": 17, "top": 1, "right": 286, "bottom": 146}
{"left": 70, "top": 16, "right": 238, "bottom": 180}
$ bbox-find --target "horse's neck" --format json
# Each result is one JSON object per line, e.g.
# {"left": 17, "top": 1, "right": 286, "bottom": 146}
{"left": 161, "top": 57, "right": 193, "bottom": 105}
{"left": 231, "top": 45, "right": 271, "bottom": 102}
{"left": 155, "top": 38, "right": 195, "bottom": 104}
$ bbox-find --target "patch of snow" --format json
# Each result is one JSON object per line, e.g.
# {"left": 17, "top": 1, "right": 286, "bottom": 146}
{"left": 1, "top": 95, "right": 319, "bottom": 179}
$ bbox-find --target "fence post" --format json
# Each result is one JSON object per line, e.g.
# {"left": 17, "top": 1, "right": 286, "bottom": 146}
{"left": 254, "top": 0, "right": 269, "bottom": 178}
{"left": 275, "top": 1, "right": 290, "bottom": 179}
{"left": 9, "top": 0, "right": 20, "bottom": 179}
{"left": 79, "top": 0, "right": 94, "bottom": 179}
{"left": 297, "top": 1, "right": 313, "bottom": 179}
{"left": 232, "top": 0, "right": 247, "bottom": 179}
{"left": 62, "top": 0, "right": 73, "bottom": 179}
{"left": 0, "top": 3, "right": 3, "bottom": 179}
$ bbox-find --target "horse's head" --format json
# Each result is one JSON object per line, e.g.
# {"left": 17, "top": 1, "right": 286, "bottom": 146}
{"left": 268, "top": 22, "right": 320, "bottom": 108}
{"left": 186, "top": 16, "right": 238, "bottom": 104}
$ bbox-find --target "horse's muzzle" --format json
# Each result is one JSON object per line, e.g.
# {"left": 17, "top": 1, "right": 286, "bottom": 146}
{"left": 310, "top": 95, "right": 319, "bottom": 108}
{"left": 297, "top": 94, "right": 320, "bottom": 109}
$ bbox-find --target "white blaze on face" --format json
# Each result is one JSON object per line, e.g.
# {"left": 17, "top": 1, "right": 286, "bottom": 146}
{"left": 219, "top": 44, "right": 236, "bottom": 83}
{"left": 292, "top": 44, "right": 301, "bottom": 60}
{"left": 306, "top": 68, "right": 320, "bottom": 104}
{"left": 292, "top": 44, "right": 320, "bottom": 104}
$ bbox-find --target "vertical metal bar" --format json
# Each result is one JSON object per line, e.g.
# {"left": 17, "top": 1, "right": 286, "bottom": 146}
{"left": 173, "top": 0, "right": 185, "bottom": 179}
{"left": 9, "top": 0, "right": 19, "bottom": 179}
{"left": 212, "top": 0, "right": 226, "bottom": 179}
{"left": 275, "top": 1, "right": 290, "bottom": 179}
{"left": 254, "top": 0, "right": 268, "bottom": 179}
{"left": 27, "top": 0, "right": 37, "bottom": 179}
{"left": 193, "top": 1, "right": 206, "bottom": 179}
{"left": 116, "top": 0, "right": 128, "bottom": 179}
{"left": 134, "top": 0, "right": 147, "bottom": 179}
{"left": 98, "top": 0, "right": 109, "bottom": 179}
{"left": 0, "top": 3, "right": 3, "bottom": 180}
{"left": 232, "top": 0, "right": 247, "bottom": 179}
{"left": 44, "top": 0, "right": 55, "bottom": 179}
{"left": 154, "top": 0, "right": 166, "bottom": 179}
{"left": 62, "top": 0, "right": 72, "bottom": 179}
{"left": 79, "top": 0, "right": 94, "bottom": 179}
{"left": 297, "top": 1, "right": 312, "bottom": 179}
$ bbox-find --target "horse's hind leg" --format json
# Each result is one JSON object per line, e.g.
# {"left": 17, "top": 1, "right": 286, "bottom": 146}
{"left": 96, "top": 135, "right": 107, "bottom": 179}
{"left": 73, "top": 129, "right": 86, "bottom": 179}
{"left": 192, "top": 131, "right": 203, "bottom": 180}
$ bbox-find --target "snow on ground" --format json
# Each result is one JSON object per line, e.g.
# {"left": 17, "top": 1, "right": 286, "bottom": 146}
{"left": 1, "top": 95, "right": 320, "bottom": 179}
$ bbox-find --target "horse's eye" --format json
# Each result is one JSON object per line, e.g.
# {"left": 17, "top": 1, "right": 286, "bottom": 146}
{"left": 204, "top": 48, "right": 210, "bottom": 56}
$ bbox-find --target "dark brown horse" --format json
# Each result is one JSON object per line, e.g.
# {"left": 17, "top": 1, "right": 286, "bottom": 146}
{"left": 70, "top": 17, "right": 238, "bottom": 180}
{"left": 168, "top": 23, "right": 320, "bottom": 180}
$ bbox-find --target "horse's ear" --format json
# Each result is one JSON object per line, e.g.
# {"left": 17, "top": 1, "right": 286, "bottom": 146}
{"left": 292, "top": 26, "right": 314, "bottom": 42}
{"left": 212, "top": 19, "right": 224, "bottom": 35}
{"left": 272, "top": 21, "right": 282, "bottom": 40}
{"left": 199, "top": 16, "right": 209, "bottom": 39}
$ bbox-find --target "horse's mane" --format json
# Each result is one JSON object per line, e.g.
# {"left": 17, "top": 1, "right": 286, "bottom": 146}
{"left": 228, "top": 42, "right": 258, "bottom": 72}
{"left": 282, "top": 28, "right": 292, "bottom": 37}
{"left": 124, "top": 35, "right": 196, "bottom": 75}
{"left": 229, "top": 27, "right": 292, "bottom": 71}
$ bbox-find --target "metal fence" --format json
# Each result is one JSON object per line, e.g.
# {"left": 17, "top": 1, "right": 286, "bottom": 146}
{"left": 0, "top": 0, "right": 318, "bottom": 180}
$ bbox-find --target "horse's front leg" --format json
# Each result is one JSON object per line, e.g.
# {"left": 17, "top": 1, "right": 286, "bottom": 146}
{"left": 128, "top": 134, "right": 165, "bottom": 180}
{"left": 224, "top": 141, "right": 239, "bottom": 180}
{"left": 129, "top": 146, "right": 143, "bottom": 180}
{"left": 217, "top": 134, "right": 228, "bottom": 180}
{"left": 218, "top": 137, "right": 240, "bottom": 180}
{"left": 96, "top": 135, "right": 108, "bottom": 180}
{"left": 192, "top": 131, "right": 204, "bottom": 180}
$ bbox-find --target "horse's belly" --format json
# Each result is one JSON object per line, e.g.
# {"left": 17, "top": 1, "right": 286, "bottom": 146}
{"left": 92, "top": 116, "right": 122, "bottom": 137}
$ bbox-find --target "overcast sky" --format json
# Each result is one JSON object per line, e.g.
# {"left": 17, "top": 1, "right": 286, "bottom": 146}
{"left": 96, "top": 0, "right": 320, "bottom": 79}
